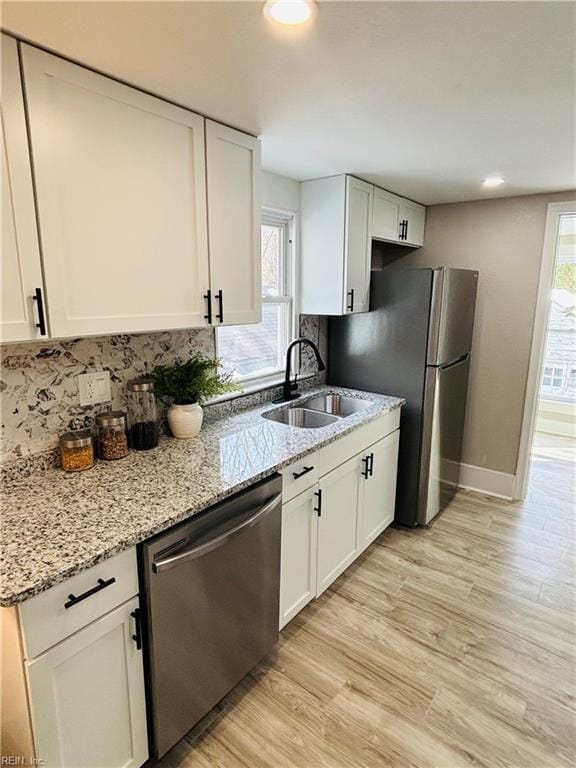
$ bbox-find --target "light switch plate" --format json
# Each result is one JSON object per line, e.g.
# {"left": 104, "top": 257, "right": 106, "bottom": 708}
{"left": 78, "top": 371, "right": 111, "bottom": 406}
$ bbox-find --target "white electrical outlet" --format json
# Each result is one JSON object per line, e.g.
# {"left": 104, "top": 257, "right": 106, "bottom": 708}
{"left": 78, "top": 371, "right": 111, "bottom": 406}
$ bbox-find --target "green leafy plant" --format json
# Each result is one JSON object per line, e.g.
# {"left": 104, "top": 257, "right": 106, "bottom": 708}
{"left": 150, "top": 355, "right": 238, "bottom": 405}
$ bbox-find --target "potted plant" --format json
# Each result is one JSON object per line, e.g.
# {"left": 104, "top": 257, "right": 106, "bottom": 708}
{"left": 150, "top": 355, "right": 238, "bottom": 438}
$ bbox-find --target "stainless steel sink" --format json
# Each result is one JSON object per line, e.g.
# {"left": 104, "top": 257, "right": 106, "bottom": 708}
{"left": 263, "top": 407, "right": 340, "bottom": 429}
{"left": 303, "top": 393, "right": 372, "bottom": 417}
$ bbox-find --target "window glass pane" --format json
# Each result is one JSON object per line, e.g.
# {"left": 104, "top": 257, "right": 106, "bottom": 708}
{"left": 262, "top": 224, "right": 282, "bottom": 297}
{"left": 218, "top": 304, "right": 285, "bottom": 379}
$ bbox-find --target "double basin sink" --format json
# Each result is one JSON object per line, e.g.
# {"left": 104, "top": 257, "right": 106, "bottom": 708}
{"left": 263, "top": 393, "right": 371, "bottom": 429}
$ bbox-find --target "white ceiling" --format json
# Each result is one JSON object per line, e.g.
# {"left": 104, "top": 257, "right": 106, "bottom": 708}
{"left": 2, "top": 1, "right": 575, "bottom": 204}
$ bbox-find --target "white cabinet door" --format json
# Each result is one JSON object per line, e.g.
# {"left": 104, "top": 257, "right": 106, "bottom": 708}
{"left": 206, "top": 120, "right": 261, "bottom": 326}
{"left": 27, "top": 597, "right": 148, "bottom": 768}
{"left": 358, "top": 430, "right": 400, "bottom": 552}
{"left": 400, "top": 199, "right": 426, "bottom": 247}
{"left": 279, "top": 487, "right": 319, "bottom": 629}
{"left": 316, "top": 455, "right": 361, "bottom": 596}
{"left": 1, "top": 36, "right": 46, "bottom": 342}
{"left": 372, "top": 188, "right": 402, "bottom": 243}
{"left": 344, "top": 176, "right": 373, "bottom": 314}
{"left": 300, "top": 175, "right": 347, "bottom": 316}
{"left": 21, "top": 45, "right": 210, "bottom": 338}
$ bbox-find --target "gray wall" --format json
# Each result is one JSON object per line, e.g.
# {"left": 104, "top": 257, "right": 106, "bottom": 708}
{"left": 401, "top": 190, "right": 576, "bottom": 476}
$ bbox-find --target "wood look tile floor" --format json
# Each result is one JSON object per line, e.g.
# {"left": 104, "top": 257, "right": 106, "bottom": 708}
{"left": 159, "top": 437, "right": 576, "bottom": 768}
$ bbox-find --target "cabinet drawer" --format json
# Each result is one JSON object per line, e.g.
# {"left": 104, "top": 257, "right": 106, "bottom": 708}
{"left": 19, "top": 547, "right": 138, "bottom": 659}
{"left": 280, "top": 452, "right": 319, "bottom": 503}
{"left": 318, "top": 409, "right": 400, "bottom": 476}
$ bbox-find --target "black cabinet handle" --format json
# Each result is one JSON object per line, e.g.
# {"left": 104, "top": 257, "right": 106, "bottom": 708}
{"left": 33, "top": 287, "right": 47, "bottom": 336}
{"left": 346, "top": 288, "right": 355, "bottom": 312}
{"left": 215, "top": 289, "right": 224, "bottom": 323}
{"left": 404, "top": 220, "right": 409, "bottom": 241}
{"left": 368, "top": 452, "right": 374, "bottom": 477}
{"left": 203, "top": 289, "right": 212, "bottom": 324}
{"left": 131, "top": 608, "right": 142, "bottom": 650}
{"left": 314, "top": 489, "right": 322, "bottom": 517}
{"left": 64, "top": 577, "right": 116, "bottom": 609}
{"left": 293, "top": 465, "right": 314, "bottom": 480}
{"left": 361, "top": 455, "right": 370, "bottom": 479}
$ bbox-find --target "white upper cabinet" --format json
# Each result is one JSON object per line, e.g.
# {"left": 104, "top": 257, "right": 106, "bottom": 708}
{"left": 372, "top": 188, "right": 403, "bottom": 243}
{"left": 344, "top": 176, "right": 373, "bottom": 314}
{"left": 301, "top": 175, "right": 373, "bottom": 316}
{"left": 1, "top": 36, "right": 46, "bottom": 343}
{"left": 302, "top": 174, "right": 426, "bottom": 316}
{"left": 400, "top": 199, "right": 426, "bottom": 247}
{"left": 21, "top": 45, "right": 210, "bottom": 338}
{"left": 373, "top": 188, "right": 426, "bottom": 247}
{"left": 205, "top": 120, "right": 261, "bottom": 326}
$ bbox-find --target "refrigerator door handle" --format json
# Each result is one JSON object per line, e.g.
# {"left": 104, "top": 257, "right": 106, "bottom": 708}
{"left": 440, "top": 354, "right": 469, "bottom": 371}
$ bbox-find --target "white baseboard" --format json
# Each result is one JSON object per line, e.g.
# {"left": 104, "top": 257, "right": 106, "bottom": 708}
{"left": 457, "top": 462, "right": 515, "bottom": 500}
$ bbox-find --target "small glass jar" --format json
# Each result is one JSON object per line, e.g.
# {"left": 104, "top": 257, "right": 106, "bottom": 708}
{"left": 127, "top": 378, "right": 159, "bottom": 451}
{"left": 60, "top": 430, "right": 95, "bottom": 472}
{"left": 96, "top": 411, "right": 129, "bottom": 461}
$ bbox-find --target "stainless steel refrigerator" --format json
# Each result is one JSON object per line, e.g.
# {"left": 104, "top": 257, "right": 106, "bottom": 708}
{"left": 329, "top": 267, "right": 478, "bottom": 526}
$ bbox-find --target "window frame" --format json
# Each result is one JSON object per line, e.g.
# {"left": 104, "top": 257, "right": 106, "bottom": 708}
{"left": 215, "top": 208, "right": 297, "bottom": 389}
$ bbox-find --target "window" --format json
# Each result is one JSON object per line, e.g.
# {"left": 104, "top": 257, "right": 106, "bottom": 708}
{"left": 217, "top": 211, "right": 294, "bottom": 385}
{"left": 542, "top": 365, "right": 565, "bottom": 389}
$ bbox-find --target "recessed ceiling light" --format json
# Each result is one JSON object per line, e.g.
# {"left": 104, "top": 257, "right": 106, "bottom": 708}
{"left": 482, "top": 176, "right": 505, "bottom": 188}
{"left": 264, "top": 0, "right": 316, "bottom": 26}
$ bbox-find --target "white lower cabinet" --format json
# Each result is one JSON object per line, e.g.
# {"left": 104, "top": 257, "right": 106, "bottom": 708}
{"left": 358, "top": 430, "right": 400, "bottom": 552}
{"left": 316, "top": 455, "right": 362, "bottom": 596}
{"left": 279, "top": 422, "right": 401, "bottom": 628}
{"left": 279, "top": 487, "right": 319, "bottom": 629}
{"left": 26, "top": 596, "right": 148, "bottom": 768}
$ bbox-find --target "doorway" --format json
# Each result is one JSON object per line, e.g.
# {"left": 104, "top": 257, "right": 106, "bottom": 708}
{"left": 516, "top": 204, "right": 576, "bottom": 500}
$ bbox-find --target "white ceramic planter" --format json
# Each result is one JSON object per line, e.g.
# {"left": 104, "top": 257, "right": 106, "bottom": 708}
{"left": 167, "top": 403, "right": 204, "bottom": 439}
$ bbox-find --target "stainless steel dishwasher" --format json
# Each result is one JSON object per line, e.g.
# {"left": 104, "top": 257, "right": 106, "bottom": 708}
{"left": 140, "top": 474, "right": 282, "bottom": 759}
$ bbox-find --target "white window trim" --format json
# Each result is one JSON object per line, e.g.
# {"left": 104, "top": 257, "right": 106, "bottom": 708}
{"left": 215, "top": 208, "right": 299, "bottom": 391}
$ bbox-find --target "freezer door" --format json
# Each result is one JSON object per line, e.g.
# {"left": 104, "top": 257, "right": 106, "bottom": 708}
{"left": 418, "top": 355, "right": 470, "bottom": 525}
{"left": 427, "top": 268, "right": 478, "bottom": 365}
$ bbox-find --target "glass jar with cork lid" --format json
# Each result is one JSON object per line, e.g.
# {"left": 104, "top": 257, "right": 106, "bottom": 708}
{"left": 60, "top": 430, "right": 95, "bottom": 472}
{"left": 96, "top": 411, "right": 129, "bottom": 461}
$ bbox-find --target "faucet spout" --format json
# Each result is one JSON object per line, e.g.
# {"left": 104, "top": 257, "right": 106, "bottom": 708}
{"left": 274, "top": 337, "right": 326, "bottom": 404}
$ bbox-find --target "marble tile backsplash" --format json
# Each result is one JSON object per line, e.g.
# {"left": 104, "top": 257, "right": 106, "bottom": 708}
{"left": 0, "top": 315, "right": 325, "bottom": 464}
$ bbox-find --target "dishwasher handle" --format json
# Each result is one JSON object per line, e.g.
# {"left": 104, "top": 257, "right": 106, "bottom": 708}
{"left": 152, "top": 492, "right": 282, "bottom": 574}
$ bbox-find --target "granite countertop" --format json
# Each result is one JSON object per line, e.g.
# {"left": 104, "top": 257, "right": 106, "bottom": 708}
{"left": 1, "top": 386, "right": 403, "bottom": 607}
